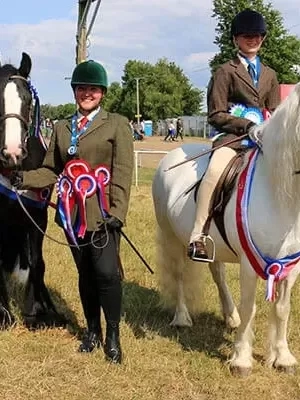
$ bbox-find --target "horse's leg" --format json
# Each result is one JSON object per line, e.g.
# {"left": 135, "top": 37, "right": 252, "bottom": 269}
{"left": 266, "top": 265, "right": 299, "bottom": 373}
{"left": 170, "top": 277, "right": 193, "bottom": 327}
{"left": 156, "top": 225, "right": 204, "bottom": 327}
{"left": 22, "top": 227, "right": 66, "bottom": 328}
{"left": 0, "top": 228, "right": 19, "bottom": 328}
{"left": 209, "top": 261, "right": 240, "bottom": 329}
{"left": 0, "top": 266, "right": 14, "bottom": 328}
{"left": 230, "top": 256, "right": 257, "bottom": 376}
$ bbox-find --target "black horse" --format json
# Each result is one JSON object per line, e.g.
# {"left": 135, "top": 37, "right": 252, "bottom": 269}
{"left": 0, "top": 52, "right": 65, "bottom": 328}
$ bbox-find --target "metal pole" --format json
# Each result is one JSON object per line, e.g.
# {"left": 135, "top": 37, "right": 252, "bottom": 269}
{"left": 134, "top": 151, "right": 138, "bottom": 187}
{"left": 135, "top": 78, "right": 141, "bottom": 126}
{"left": 87, "top": 0, "right": 102, "bottom": 37}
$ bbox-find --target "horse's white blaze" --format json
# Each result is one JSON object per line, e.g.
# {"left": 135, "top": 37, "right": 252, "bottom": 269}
{"left": 4, "top": 81, "right": 22, "bottom": 157}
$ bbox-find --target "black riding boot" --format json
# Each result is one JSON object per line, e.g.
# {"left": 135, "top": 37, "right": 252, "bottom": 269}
{"left": 78, "top": 314, "right": 103, "bottom": 353}
{"left": 104, "top": 320, "right": 122, "bottom": 364}
{"left": 100, "top": 278, "right": 122, "bottom": 364}
{"left": 78, "top": 330, "right": 102, "bottom": 353}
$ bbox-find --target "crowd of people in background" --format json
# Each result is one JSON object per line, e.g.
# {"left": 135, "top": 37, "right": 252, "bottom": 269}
{"left": 130, "top": 120, "right": 145, "bottom": 141}
{"left": 164, "top": 117, "right": 183, "bottom": 142}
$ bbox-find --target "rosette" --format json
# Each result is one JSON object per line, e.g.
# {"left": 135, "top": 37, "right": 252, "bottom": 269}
{"left": 229, "top": 104, "right": 246, "bottom": 117}
{"left": 241, "top": 107, "right": 264, "bottom": 125}
{"left": 73, "top": 173, "right": 97, "bottom": 238}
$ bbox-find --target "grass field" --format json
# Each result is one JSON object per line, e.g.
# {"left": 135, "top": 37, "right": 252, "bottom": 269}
{"left": 2, "top": 137, "right": 300, "bottom": 399}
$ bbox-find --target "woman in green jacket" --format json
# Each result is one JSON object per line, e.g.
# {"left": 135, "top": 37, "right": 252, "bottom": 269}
{"left": 11, "top": 60, "right": 134, "bottom": 364}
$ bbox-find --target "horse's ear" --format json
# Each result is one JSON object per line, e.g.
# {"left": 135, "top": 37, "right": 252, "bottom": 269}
{"left": 18, "top": 52, "right": 32, "bottom": 78}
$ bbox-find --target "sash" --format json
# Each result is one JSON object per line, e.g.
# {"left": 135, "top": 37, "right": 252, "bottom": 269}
{"left": 236, "top": 150, "right": 300, "bottom": 301}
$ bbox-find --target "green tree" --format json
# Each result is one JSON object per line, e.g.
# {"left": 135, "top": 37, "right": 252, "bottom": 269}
{"left": 102, "top": 82, "right": 122, "bottom": 113}
{"left": 104, "top": 58, "right": 204, "bottom": 121}
{"left": 40, "top": 103, "right": 76, "bottom": 120}
{"left": 210, "top": 0, "right": 300, "bottom": 83}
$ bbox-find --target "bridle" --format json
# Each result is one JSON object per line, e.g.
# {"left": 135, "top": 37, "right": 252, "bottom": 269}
{"left": 0, "top": 75, "right": 30, "bottom": 129}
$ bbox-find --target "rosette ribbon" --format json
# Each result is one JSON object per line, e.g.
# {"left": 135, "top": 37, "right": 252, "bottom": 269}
{"left": 65, "top": 160, "right": 95, "bottom": 239}
{"left": 264, "top": 262, "right": 284, "bottom": 301}
{"left": 73, "top": 173, "right": 97, "bottom": 238}
{"left": 56, "top": 159, "right": 111, "bottom": 243}
{"left": 94, "top": 165, "right": 111, "bottom": 218}
{"left": 56, "top": 175, "right": 78, "bottom": 247}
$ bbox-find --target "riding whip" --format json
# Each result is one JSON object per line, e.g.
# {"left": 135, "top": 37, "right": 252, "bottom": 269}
{"left": 120, "top": 230, "right": 154, "bottom": 274}
{"left": 164, "top": 133, "right": 248, "bottom": 172}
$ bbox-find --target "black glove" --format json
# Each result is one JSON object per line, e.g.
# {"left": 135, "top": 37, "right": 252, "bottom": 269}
{"left": 10, "top": 171, "right": 23, "bottom": 189}
{"left": 105, "top": 215, "right": 123, "bottom": 231}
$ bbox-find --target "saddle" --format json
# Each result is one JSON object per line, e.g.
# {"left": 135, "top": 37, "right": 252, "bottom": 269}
{"left": 194, "top": 150, "right": 247, "bottom": 255}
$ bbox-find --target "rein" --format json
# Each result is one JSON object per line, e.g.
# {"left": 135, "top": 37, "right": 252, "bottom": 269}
{"left": 0, "top": 113, "right": 29, "bottom": 128}
{"left": 1, "top": 74, "right": 43, "bottom": 142}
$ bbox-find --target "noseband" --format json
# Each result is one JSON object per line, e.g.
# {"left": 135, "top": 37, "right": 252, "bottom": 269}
{"left": 0, "top": 75, "right": 30, "bottom": 129}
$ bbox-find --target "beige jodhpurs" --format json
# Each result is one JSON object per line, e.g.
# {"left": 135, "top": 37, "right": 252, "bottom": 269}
{"left": 189, "top": 146, "right": 237, "bottom": 243}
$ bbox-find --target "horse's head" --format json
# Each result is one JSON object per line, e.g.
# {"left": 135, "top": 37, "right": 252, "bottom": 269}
{"left": 0, "top": 52, "right": 32, "bottom": 169}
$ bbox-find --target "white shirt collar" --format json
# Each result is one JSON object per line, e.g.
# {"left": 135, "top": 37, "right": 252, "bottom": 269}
{"left": 238, "top": 53, "right": 257, "bottom": 71}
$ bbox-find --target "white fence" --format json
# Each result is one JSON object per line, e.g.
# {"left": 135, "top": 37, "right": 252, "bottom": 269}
{"left": 134, "top": 150, "right": 169, "bottom": 186}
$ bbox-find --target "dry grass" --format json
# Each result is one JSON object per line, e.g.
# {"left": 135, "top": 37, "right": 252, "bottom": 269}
{"left": 2, "top": 139, "right": 300, "bottom": 399}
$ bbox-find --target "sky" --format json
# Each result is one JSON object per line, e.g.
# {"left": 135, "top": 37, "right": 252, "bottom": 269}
{"left": 0, "top": 0, "right": 299, "bottom": 105}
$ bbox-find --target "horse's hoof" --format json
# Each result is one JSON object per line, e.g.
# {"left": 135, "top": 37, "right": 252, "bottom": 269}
{"left": 230, "top": 365, "right": 252, "bottom": 377}
{"left": 24, "top": 312, "right": 68, "bottom": 329}
{"left": 275, "top": 364, "right": 296, "bottom": 375}
{"left": 170, "top": 311, "right": 193, "bottom": 327}
{"left": 169, "top": 318, "right": 193, "bottom": 328}
{"left": 0, "top": 306, "right": 15, "bottom": 329}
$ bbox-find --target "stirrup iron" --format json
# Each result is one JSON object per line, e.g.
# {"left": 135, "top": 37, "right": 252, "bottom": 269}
{"left": 191, "top": 235, "right": 216, "bottom": 263}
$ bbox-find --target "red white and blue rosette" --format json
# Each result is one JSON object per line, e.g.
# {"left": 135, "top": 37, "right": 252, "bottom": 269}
{"left": 55, "top": 159, "right": 111, "bottom": 244}
{"left": 73, "top": 173, "right": 97, "bottom": 238}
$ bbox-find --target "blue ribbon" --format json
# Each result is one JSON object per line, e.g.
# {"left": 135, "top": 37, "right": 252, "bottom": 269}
{"left": 69, "top": 114, "right": 96, "bottom": 155}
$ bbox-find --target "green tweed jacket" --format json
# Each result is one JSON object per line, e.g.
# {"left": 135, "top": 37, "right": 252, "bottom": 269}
{"left": 22, "top": 109, "right": 134, "bottom": 231}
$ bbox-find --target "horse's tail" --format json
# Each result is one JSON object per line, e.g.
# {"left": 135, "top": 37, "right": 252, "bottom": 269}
{"left": 156, "top": 222, "right": 205, "bottom": 315}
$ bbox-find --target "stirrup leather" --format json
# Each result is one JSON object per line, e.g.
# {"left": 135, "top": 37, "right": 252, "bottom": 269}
{"left": 190, "top": 235, "right": 215, "bottom": 263}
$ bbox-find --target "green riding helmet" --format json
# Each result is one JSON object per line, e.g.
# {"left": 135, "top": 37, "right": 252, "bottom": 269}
{"left": 71, "top": 60, "right": 108, "bottom": 91}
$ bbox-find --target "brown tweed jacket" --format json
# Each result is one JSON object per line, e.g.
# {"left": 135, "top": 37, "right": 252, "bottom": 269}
{"left": 207, "top": 57, "right": 280, "bottom": 148}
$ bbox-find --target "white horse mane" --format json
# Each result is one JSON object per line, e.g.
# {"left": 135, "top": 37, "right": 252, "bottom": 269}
{"left": 258, "top": 83, "right": 300, "bottom": 216}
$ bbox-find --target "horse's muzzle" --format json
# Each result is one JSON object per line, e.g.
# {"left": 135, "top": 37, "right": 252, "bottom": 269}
{"left": 0, "top": 145, "right": 28, "bottom": 168}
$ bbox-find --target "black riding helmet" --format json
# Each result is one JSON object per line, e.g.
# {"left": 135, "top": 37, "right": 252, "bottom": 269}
{"left": 231, "top": 9, "right": 267, "bottom": 37}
